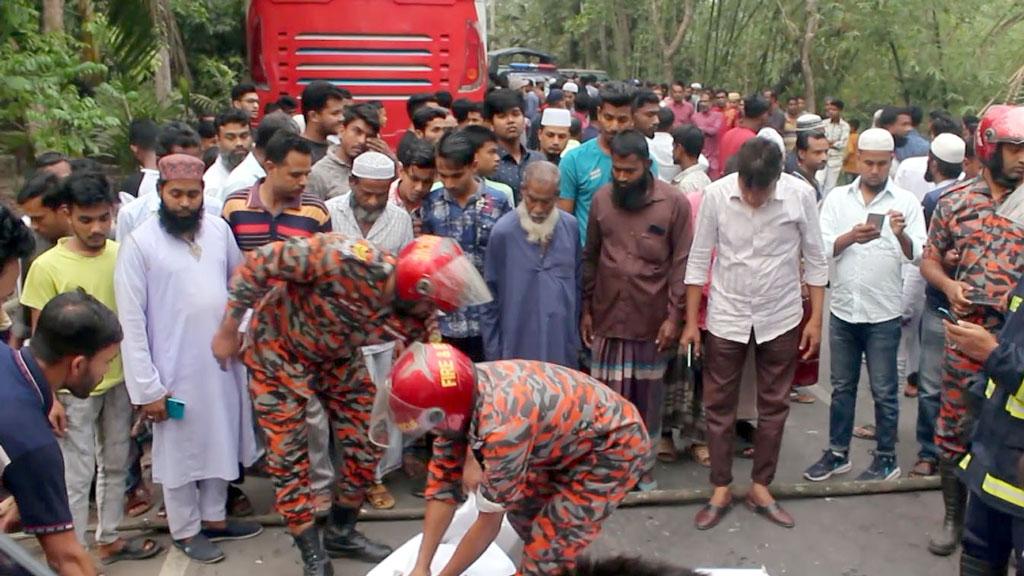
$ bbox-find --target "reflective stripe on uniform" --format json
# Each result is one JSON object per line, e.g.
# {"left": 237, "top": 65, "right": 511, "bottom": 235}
{"left": 1006, "top": 393, "right": 1024, "bottom": 420}
{"left": 982, "top": 473, "right": 1024, "bottom": 508}
{"left": 959, "top": 454, "right": 972, "bottom": 470}
{"left": 986, "top": 378, "right": 996, "bottom": 399}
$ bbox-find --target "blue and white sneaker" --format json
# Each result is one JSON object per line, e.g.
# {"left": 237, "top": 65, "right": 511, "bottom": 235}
{"left": 856, "top": 453, "right": 901, "bottom": 481}
{"left": 804, "top": 450, "right": 852, "bottom": 482}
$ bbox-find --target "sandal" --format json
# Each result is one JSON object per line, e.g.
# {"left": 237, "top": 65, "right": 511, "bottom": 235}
{"left": 909, "top": 459, "right": 938, "bottom": 478}
{"left": 227, "top": 485, "right": 254, "bottom": 517}
{"left": 789, "top": 390, "right": 816, "bottom": 404}
{"left": 656, "top": 437, "right": 679, "bottom": 463}
{"left": 99, "top": 537, "right": 164, "bottom": 565}
{"left": 853, "top": 424, "right": 877, "bottom": 441}
{"left": 366, "top": 483, "right": 396, "bottom": 510}
{"left": 738, "top": 446, "right": 755, "bottom": 459}
{"left": 125, "top": 486, "right": 153, "bottom": 518}
{"left": 689, "top": 444, "right": 711, "bottom": 467}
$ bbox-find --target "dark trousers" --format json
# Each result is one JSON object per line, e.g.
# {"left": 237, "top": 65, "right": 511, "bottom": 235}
{"left": 443, "top": 335, "right": 486, "bottom": 363}
{"left": 704, "top": 326, "right": 800, "bottom": 487}
{"left": 962, "top": 491, "right": 1024, "bottom": 573}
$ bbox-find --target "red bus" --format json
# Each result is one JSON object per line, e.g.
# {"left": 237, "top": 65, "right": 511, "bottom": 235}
{"left": 246, "top": 0, "right": 488, "bottom": 144}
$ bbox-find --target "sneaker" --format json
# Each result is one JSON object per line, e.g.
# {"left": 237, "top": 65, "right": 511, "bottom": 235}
{"left": 804, "top": 450, "right": 852, "bottom": 482}
{"left": 856, "top": 453, "right": 901, "bottom": 481}
{"left": 201, "top": 519, "right": 263, "bottom": 542}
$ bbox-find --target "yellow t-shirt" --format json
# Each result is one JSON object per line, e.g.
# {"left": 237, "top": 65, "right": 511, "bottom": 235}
{"left": 21, "top": 238, "right": 123, "bottom": 396}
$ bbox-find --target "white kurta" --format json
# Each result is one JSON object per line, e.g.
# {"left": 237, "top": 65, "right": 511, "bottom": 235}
{"left": 114, "top": 213, "right": 258, "bottom": 489}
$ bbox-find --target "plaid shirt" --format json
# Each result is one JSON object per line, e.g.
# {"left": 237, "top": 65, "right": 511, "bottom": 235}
{"left": 421, "top": 181, "right": 512, "bottom": 338}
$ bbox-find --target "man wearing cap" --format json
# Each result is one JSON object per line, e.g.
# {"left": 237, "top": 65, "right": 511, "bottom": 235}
{"left": 538, "top": 108, "right": 572, "bottom": 165}
{"left": 116, "top": 154, "right": 261, "bottom": 564}
{"left": 919, "top": 105, "right": 1024, "bottom": 557}
{"left": 562, "top": 81, "right": 580, "bottom": 115}
{"left": 788, "top": 114, "right": 830, "bottom": 200}
{"left": 327, "top": 152, "right": 413, "bottom": 252}
{"left": 805, "top": 128, "right": 927, "bottom": 484}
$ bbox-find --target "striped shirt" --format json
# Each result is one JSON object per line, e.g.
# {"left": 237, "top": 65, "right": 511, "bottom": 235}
{"left": 222, "top": 181, "right": 331, "bottom": 252}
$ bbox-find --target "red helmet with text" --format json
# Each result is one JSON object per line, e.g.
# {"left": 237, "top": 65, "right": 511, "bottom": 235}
{"left": 394, "top": 235, "right": 492, "bottom": 313}
{"left": 976, "top": 105, "right": 1024, "bottom": 164}
{"left": 368, "top": 343, "right": 477, "bottom": 447}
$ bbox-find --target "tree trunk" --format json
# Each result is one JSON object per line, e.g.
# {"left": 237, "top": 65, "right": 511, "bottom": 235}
{"left": 650, "top": 0, "right": 695, "bottom": 82}
{"left": 41, "top": 0, "right": 64, "bottom": 34}
{"left": 155, "top": 44, "right": 173, "bottom": 104}
{"left": 611, "top": 2, "right": 631, "bottom": 79}
{"left": 77, "top": 0, "right": 99, "bottom": 62}
{"left": 799, "top": 0, "right": 819, "bottom": 112}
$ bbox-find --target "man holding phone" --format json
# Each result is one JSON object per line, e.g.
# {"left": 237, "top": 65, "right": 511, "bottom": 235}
{"left": 919, "top": 104, "right": 1024, "bottom": 557}
{"left": 806, "top": 128, "right": 927, "bottom": 483}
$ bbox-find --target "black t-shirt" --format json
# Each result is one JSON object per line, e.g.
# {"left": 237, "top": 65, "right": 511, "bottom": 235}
{"left": 0, "top": 345, "right": 73, "bottom": 536}
{"left": 304, "top": 138, "right": 329, "bottom": 165}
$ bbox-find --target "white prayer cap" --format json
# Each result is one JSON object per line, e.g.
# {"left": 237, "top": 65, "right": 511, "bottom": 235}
{"left": 690, "top": 82, "right": 702, "bottom": 90}
{"left": 796, "top": 113, "right": 825, "bottom": 132}
{"left": 351, "top": 151, "right": 395, "bottom": 180}
{"left": 541, "top": 108, "right": 572, "bottom": 128}
{"left": 562, "top": 82, "right": 579, "bottom": 94}
{"left": 757, "top": 127, "right": 786, "bottom": 156}
{"left": 931, "top": 133, "right": 966, "bottom": 164}
{"left": 858, "top": 128, "right": 895, "bottom": 152}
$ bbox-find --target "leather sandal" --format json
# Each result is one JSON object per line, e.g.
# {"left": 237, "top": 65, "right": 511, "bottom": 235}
{"left": 745, "top": 497, "right": 795, "bottom": 528}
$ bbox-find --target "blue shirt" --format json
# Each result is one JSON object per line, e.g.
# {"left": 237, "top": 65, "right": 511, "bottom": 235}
{"left": 421, "top": 181, "right": 512, "bottom": 339}
{"left": 493, "top": 144, "right": 543, "bottom": 204}
{"left": 0, "top": 345, "right": 74, "bottom": 535}
{"left": 896, "top": 130, "right": 931, "bottom": 162}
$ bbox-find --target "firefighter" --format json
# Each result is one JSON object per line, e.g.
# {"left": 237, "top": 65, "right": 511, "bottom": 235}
{"left": 945, "top": 272, "right": 1024, "bottom": 575}
{"left": 370, "top": 342, "right": 651, "bottom": 576}
{"left": 212, "top": 235, "right": 491, "bottom": 576}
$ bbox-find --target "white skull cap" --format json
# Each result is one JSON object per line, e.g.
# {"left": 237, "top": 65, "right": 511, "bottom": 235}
{"left": 858, "top": 128, "right": 895, "bottom": 152}
{"left": 352, "top": 151, "right": 396, "bottom": 180}
{"left": 931, "top": 133, "right": 966, "bottom": 164}
{"left": 541, "top": 108, "right": 572, "bottom": 128}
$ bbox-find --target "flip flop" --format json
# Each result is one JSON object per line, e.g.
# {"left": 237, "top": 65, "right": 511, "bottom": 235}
{"left": 99, "top": 537, "right": 164, "bottom": 565}
{"left": 227, "top": 485, "right": 254, "bottom": 517}
{"left": 853, "top": 424, "right": 877, "bottom": 440}
{"left": 366, "top": 483, "right": 396, "bottom": 510}
{"left": 656, "top": 437, "right": 679, "bottom": 463}
{"left": 689, "top": 444, "right": 711, "bottom": 467}
{"left": 125, "top": 486, "right": 153, "bottom": 518}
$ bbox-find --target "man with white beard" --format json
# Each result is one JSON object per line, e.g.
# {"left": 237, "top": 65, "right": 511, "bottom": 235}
{"left": 482, "top": 161, "right": 581, "bottom": 367}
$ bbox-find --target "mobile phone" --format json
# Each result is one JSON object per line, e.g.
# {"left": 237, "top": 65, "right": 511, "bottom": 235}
{"left": 937, "top": 307, "right": 959, "bottom": 325}
{"left": 866, "top": 213, "right": 885, "bottom": 230}
{"left": 166, "top": 397, "right": 186, "bottom": 420}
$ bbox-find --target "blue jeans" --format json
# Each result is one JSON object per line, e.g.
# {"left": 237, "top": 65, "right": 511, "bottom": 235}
{"left": 828, "top": 314, "right": 901, "bottom": 456}
{"left": 915, "top": 308, "right": 945, "bottom": 462}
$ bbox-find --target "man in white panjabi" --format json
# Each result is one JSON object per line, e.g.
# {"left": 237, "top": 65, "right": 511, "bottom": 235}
{"left": 114, "top": 154, "right": 261, "bottom": 564}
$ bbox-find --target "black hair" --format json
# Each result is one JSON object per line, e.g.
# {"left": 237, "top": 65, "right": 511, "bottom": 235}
{"left": 436, "top": 130, "right": 477, "bottom": 168}
{"left": 34, "top": 151, "right": 68, "bottom": 169}
{"left": 634, "top": 90, "right": 661, "bottom": 110}
{"left": 671, "top": 80, "right": 686, "bottom": 90}
{"left": 597, "top": 82, "right": 636, "bottom": 110}
{"left": 451, "top": 99, "right": 483, "bottom": 124}
{"left": 786, "top": 95, "right": 800, "bottom": 104}
{"left": 570, "top": 115, "right": 582, "bottom": 138}
{"left": 264, "top": 102, "right": 282, "bottom": 115}
{"left": 743, "top": 94, "right": 770, "bottom": 119}
{"left": 671, "top": 124, "right": 704, "bottom": 158}
{"left": 609, "top": 130, "right": 650, "bottom": 160}
{"left": 737, "top": 137, "right": 783, "bottom": 189}
{"left": 932, "top": 154, "right": 962, "bottom": 180}
{"left": 301, "top": 81, "right": 349, "bottom": 118}
{"left": 62, "top": 171, "right": 114, "bottom": 209}
{"left": 215, "top": 108, "right": 251, "bottom": 133}
{"left": 0, "top": 204, "right": 35, "bottom": 269}
{"left": 128, "top": 119, "right": 159, "bottom": 151}
{"left": 459, "top": 124, "right": 498, "bottom": 153}
{"left": 849, "top": 118, "right": 861, "bottom": 131}
{"left": 965, "top": 134, "right": 976, "bottom": 159}
{"left": 962, "top": 114, "right": 980, "bottom": 132}
{"left": 254, "top": 111, "right": 300, "bottom": 151}
{"left": 68, "top": 158, "right": 103, "bottom": 174}
{"left": 762, "top": 88, "right": 778, "bottom": 100}
{"left": 196, "top": 119, "right": 216, "bottom": 140}
{"left": 17, "top": 172, "right": 66, "bottom": 209}
{"left": 656, "top": 107, "right": 676, "bottom": 132}
{"left": 566, "top": 556, "right": 702, "bottom": 576}
{"left": 276, "top": 94, "right": 299, "bottom": 113}
{"left": 435, "top": 90, "right": 453, "bottom": 109}
{"left": 796, "top": 129, "right": 828, "bottom": 152}
{"left": 908, "top": 105, "right": 924, "bottom": 126}
{"left": 928, "top": 110, "right": 961, "bottom": 138}
{"left": 263, "top": 131, "right": 311, "bottom": 165}
{"left": 343, "top": 102, "right": 383, "bottom": 134}
{"left": 575, "top": 93, "right": 597, "bottom": 118}
{"left": 201, "top": 146, "right": 219, "bottom": 170}
{"left": 412, "top": 106, "right": 449, "bottom": 131}
{"left": 157, "top": 121, "right": 201, "bottom": 157}
{"left": 30, "top": 289, "right": 123, "bottom": 364}
{"left": 877, "top": 106, "right": 908, "bottom": 128}
{"left": 406, "top": 92, "right": 440, "bottom": 118}
{"left": 397, "top": 137, "right": 436, "bottom": 170}
{"left": 826, "top": 98, "right": 845, "bottom": 110}
{"left": 231, "top": 82, "right": 257, "bottom": 102}
{"left": 483, "top": 88, "right": 524, "bottom": 120}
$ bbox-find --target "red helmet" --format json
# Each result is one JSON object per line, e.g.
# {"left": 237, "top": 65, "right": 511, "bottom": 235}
{"left": 976, "top": 105, "right": 1024, "bottom": 163}
{"left": 394, "top": 235, "right": 492, "bottom": 313}
{"left": 368, "top": 342, "right": 477, "bottom": 447}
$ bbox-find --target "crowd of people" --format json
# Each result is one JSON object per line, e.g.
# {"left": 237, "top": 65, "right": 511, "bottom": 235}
{"left": 0, "top": 70, "right": 1023, "bottom": 576}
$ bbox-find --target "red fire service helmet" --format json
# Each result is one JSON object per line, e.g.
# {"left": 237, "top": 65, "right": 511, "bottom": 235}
{"left": 394, "top": 235, "right": 492, "bottom": 313}
{"left": 369, "top": 342, "right": 477, "bottom": 448}
{"left": 976, "top": 105, "right": 1024, "bottom": 164}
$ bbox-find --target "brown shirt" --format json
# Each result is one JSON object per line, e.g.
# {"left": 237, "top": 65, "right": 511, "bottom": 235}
{"left": 582, "top": 178, "right": 693, "bottom": 341}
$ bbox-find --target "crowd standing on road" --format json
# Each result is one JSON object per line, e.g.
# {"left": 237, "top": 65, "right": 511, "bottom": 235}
{"left": 0, "top": 68, "right": 1023, "bottom": 576}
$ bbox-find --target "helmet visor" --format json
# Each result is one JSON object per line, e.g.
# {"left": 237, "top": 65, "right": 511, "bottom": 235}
{"left": 369, "top": 379, "right": 446, "bottom": 448}
{"left": 422, "top": 253, "right": 493, "bottom": 311}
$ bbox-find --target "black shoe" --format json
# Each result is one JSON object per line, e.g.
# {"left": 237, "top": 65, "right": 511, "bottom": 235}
{"left": 172, "top": 534, "right": 224, "bottom": 564}
{"left": 959, "top": 553, "right": 1006, "bottom": 576}
{"left": 293, "top": 526, "right": 334, "bottom": 576}
{"left": 928, "top": 461, "right": 966, "bottom": 556}
{"left": 201, "top": 519, "right": 263, "bottom": 542}
{"left": 323, "top": 505, "right": 392, "bottom": 562}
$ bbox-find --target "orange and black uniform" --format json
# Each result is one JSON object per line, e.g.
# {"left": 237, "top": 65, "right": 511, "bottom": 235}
{"left": 426, "top": 361, "right": 650, "bottom": 576}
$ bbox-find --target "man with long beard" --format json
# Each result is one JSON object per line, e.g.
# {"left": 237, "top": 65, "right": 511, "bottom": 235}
{"left": 482, "top": 161, "right": 580, "bottom": 366}
{"left": 582, "top": 130, "right": 692, "bottom": 491}
{"left": 115, "top": 154, "right": 262, "bottom": 564}
{"left": 919, "top": 104, "right": 1024, "bottom": 558}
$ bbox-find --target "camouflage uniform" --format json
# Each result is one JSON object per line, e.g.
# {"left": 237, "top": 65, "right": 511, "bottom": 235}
{"left": 226, "top": 234, "right": 427, "bottom": 528}
{"left": 425, "top": 361, "right": 650, "bottom": 576}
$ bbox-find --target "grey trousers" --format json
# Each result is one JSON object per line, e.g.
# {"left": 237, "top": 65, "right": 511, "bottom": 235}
{"left": 163, "top": 478, "right": 228, "bottom": 540}
{"left": 59, "top": 384, "right": 131, "bottom": 546}
{"left": 307, "top": 396, "right": 334, "bottom": 493}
